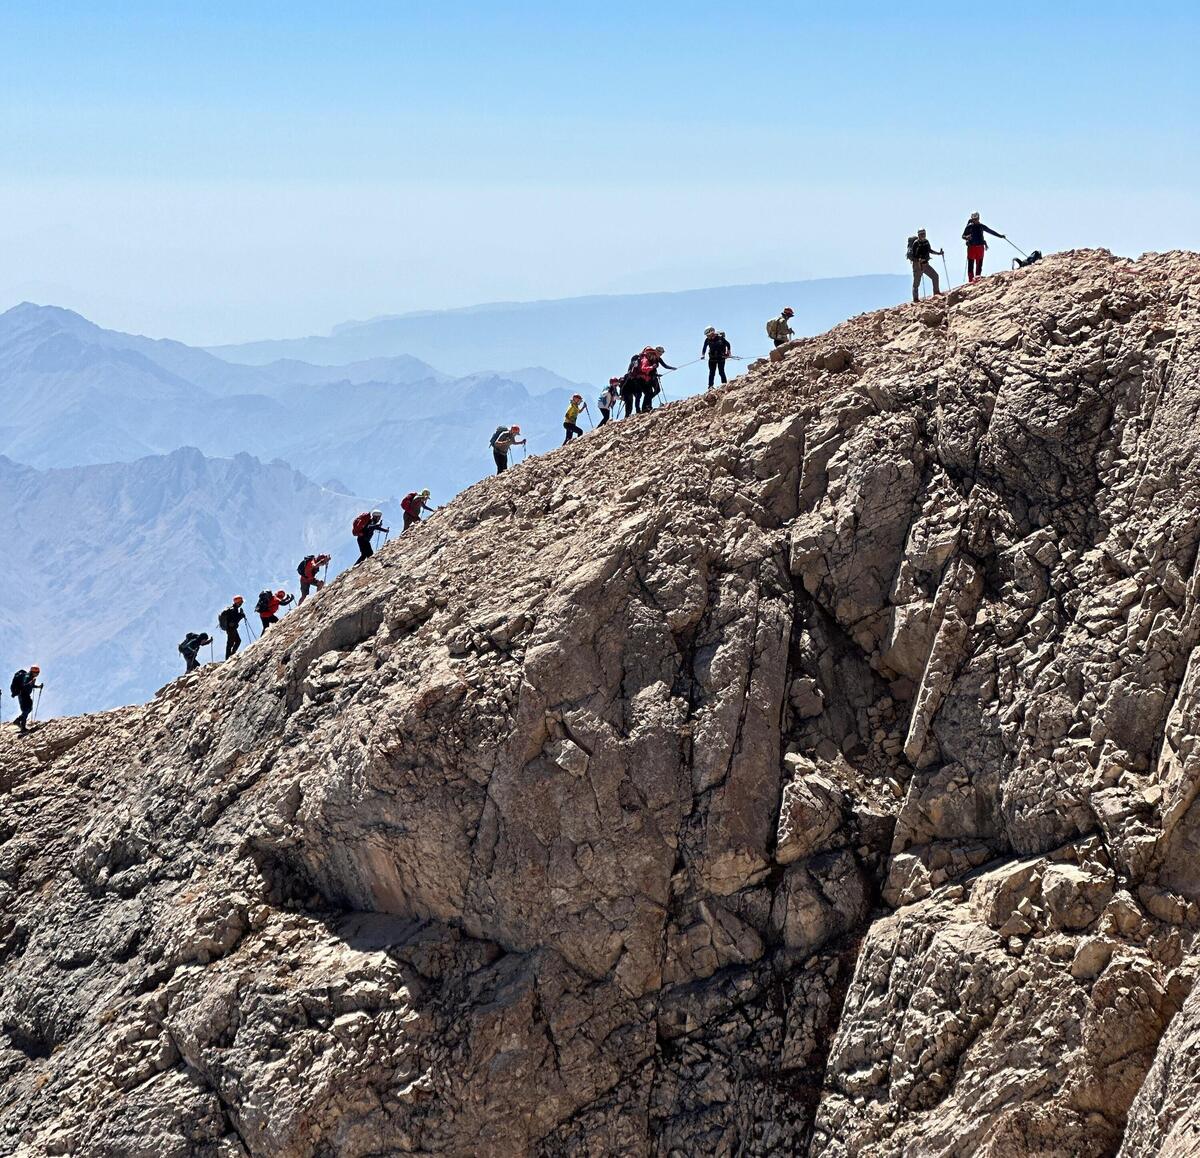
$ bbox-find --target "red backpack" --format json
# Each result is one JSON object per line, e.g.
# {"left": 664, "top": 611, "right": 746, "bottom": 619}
{"left": 401, "top": 492, "right": 417, "bottom": 514}
{"left": 638, "top": 355, "right": 655, "bottom": 379}
{"left": 352, "top": 511, "right": 372, "bottom": 536}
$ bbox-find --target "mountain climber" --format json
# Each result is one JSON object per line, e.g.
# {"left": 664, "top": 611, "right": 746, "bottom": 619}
{"left": 598, "top": 378, "right": 620, "bottom": 425}
{"left": 766, "top": 308, "right": 795, "bottom": 348}
{"left": 297, "top": 553, "right": 332, "bottom": 602}
{"left": 401, "top": 490, "right": 435, "bottom": 531}
{"left": 563, "top": 394, "right": 587, "bottom": 443}
{"left": 353, "top": 509, "right": 388, "bottom": 563}
{"left": 620, "top": 355, "right": 644, "bottom": 418}
{"left": 178, "top": 632, "right": 212, "bottom": 673}
{"left": 640, "top": 347, "right": 676, "bottom": 412}
{"left": 490, "top": 426, "right": 526, "bottom": 474}
{"left": 218, "top": 596, "right": 246, "bottom": 658}
{"left": 961, "top": 212, "right": 1005, "bottom": 282}
{"left": 702, "top": 327, "right": 732, "bottom": 387}
{"left": 908, "top": 229, "right": 944, "bottom": 301}
{"left": 9, "top": 666, "right": 42, "bottom": 734}
{"left": 256, "top": 589, "right": 294, "bottom": 631}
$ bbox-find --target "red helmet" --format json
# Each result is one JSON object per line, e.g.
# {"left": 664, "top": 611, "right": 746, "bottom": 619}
{"left": 233, "top": 595, "right": 243, "bottom": 605}
{"left": 29, "top": 665, "right": 40, "bottom": 674}
{"left": 609, "top": 377, "right": 621, "bottom": 386}
{"left": 783, "top": 307, "right": 794, "bottom": 317}
{"left": 275, "top": 590, "right": 286, "bottom": 599}
{"left": 511, "top": 424, "right": 521, "bottom": 433}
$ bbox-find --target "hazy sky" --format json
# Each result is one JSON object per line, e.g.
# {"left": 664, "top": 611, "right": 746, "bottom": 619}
{"left": 0, "top": 1, "right": 1196, "bottom": 344}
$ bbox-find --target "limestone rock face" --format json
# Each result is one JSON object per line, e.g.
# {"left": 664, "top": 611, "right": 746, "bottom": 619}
{"left": 4, "top": 250, "right": 1200, "bottom": 1155}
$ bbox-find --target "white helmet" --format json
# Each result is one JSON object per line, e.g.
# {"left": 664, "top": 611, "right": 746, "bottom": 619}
{"left": 371, "top": 509, "right": 382, "bottom": 519}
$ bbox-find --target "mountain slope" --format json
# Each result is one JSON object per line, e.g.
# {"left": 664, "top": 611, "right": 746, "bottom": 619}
{"left": 0, "top": 449, "right": 371, "bottom": 716}
{"left": 3, "top": 251, "right": 1200, "bottom": 1156}
{"left": 208, "top": 273, "right": 909, "bottom": 382}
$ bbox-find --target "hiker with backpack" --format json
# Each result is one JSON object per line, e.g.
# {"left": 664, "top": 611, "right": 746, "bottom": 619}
{"left": 702, "top": 327, "right": 732, "bottom": 387}
{"left": 598, "top": 379, "right": 620, "bottom": 425}
{"left": 401, "top": 490, "right": 435, "bottom": 532}
{"left": 10, "top": 666, "right": 42, "bottom": 733}
{"left": 907, "top": 229, "right": 944, "bottom": 301}
{"left": 353, "top": 509, "right": 388, "bottom": 563}
{"left": 218, "top": 596, "right": 247, "bottom": 658}
{"left": 563, "top": 394, "right": 587, "bottom": 443}
{"left": 256, "top": 589, "right": 294, "bottom": 631}
{"left": 766, "top": 308, "right": 795, "bottom": 348}
{"left": 178, "top": 632, "right": 212, "bottom": 673}
{"left": 641, "top": 347, "right": 675, "bottom": 411}
{"left": 620, "top": 356, "right": 644, "bottom": 418}
{"left": 297, "top": 553, "right": 332, "bottom": 601}
{"left": 961, "top": 212, "right": 1006, "bottom": 282}
{"left": 490, "top": 426, "right": 526, "bottom": 474}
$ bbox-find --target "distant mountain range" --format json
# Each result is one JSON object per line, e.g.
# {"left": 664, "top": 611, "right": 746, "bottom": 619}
{"left": 0, "top": 302, "right": 588, "bottom": 500}
{"left": 207, "top": 274, "right": 909, "bottom": 383}
{"left": 0, "top": 448, "right": 369, "bottom": 718}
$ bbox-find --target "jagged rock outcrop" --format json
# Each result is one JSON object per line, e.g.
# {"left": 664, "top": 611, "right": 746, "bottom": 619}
{"left": 3, "top": 250, "right": 1200, "bottom": 1156}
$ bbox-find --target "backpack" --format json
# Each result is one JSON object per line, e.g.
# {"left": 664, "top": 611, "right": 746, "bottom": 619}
{"left": 255, "top": 590, "right": 273, "bottom": 615}
{"left": 1013, "top": 250, "right": 1043, "bottom": 270}
{"left": 401, "top": 492, "right": 417, "bottom": 514}
{"left": 905, "top": 235, "right": 920, "bottom": 261}
{"left": 766, "top": 317, "right": 782, "bottom": 340}
{"left": 9, "top": 671, "right": 25, "bottom": 698}
{"left": 597, "top": 391, "right": 610, "bottom": 410}
{"left": 218, "top": 607, "right": 237, "bottom": 631}
{"left": 178, "top": 634, "right": 200, "bottom": 655}
{"left": 352, "top": 511, "right": 372, "bottom": 536}
{"left": 489, "top": 426, "right": 507, "bottom": 448}
{"left": 297, "top": 555, "right": 315, "bottom": 579}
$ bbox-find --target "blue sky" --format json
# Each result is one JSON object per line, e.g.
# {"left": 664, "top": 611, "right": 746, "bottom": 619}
{"left": 0, "top": 1, "right": 1195, "bottom": 342}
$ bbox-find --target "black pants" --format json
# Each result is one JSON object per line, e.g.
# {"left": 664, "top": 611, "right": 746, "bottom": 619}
{"left": 183, "top": 651, "right": 200, "bottom": 672}
{"left": 708, "top": 357, "right": 727, "bottom": 387}
{"left": 403, "top": 511, "right": 420, "bottom": 531}
{"left": 773, "top": 337, "right": 788, "bottom": 348}
{"left": 639, "top": 380, "right": 659, "bottom": 412}
{"left": 598, "top": 407, "right": 611, "bottom": 426}
{"left": 621, "top": 388, "right": 637, "bottom": 418}
{"left": 16, "top": 693, "right": 32, "bottom": 732}
{"left": 356, "top": 532, "right": 374, "bottom": 563}
{"left": 225, "top": 629, "right": 241, "bottom": 659}
{"left": 563, "top": 421, "right": 583, "bottom": 444}
{"left": 299, "top": 579, "right": 323, "bottom": 602}
{"left": 260, "top": 615, "right": 278, "bottom": 632}
{"left": 494, "top": 449, "right": 508, "bottom": 474}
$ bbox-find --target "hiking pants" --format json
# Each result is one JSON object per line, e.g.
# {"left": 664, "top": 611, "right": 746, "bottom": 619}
{"left": 563, "top": 421, "right": 583, "bottom": 444}
{"left": 260, "top": 615, "right": 278, "bottom": 632}
{"left": 708, "top": 357, "right": 727, "bottom": 387}
{"left": 356, "top": 532, "right": 374, "bottom": 562}
{"left": 16, "top": 693, "right": 32, "bottom": 732}
{"left": 966, "top": 244, "right": 986, "bottom": 281}
{"left": 184, "top": 652, "right": 200, "bottom": 672}
{"left": 403, "top": 511, "right": 421, "bottom": 532}
{"left": 638, "top": 380, "right": 657, "bottom": 413}
{"left": 225, "top": 629, "right": 241, "bottom": 659}
{"left": 493, "top": 449, "right": 508, "bottom": 474}
{"left": 598, "top": 407, "right": 611, "bottom": 426}
{"left": 621, "top": 388, "right": 637, "bottom": 418}
{"left": 299, "top": 578, "right": 323, "bottom": 602}
{"left": 911, "top": 259, "right": 939, "bottom": 301}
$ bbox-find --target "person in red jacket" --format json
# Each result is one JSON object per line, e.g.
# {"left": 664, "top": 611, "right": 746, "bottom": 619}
{"left": 257, "top": 589, "right": 294, "bottom": 631}
{"left": 297, "top": 554, "right": 331, "bottom": 603}
{"left": 401, "top": 489, "right": 435, "bottom": 532}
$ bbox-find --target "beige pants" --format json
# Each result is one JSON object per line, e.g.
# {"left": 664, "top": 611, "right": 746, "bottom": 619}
{"left": 911, "top": 259, "right": 939, "bottom": 301}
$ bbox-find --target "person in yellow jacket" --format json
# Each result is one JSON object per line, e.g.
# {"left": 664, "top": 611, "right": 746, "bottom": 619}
{"left": 563, "top": 393, "right": 588, "bottom": 444}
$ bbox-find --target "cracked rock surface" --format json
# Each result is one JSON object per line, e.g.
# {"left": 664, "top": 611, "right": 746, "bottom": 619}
{"left": 4, "top": 250, "right": 1200, "bottom": 1155}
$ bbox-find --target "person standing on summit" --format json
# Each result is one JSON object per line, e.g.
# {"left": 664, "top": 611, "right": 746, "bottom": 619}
{"left": 961, "top": 212, "right": 1005, "bottom": 282}
{"left": 702, "top": 327, "right": 732, "bottom": 387}
{"left": 908, "top": 229, "right": 944, "bottom": 302}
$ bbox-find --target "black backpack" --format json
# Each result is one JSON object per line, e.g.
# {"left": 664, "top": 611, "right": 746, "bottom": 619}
{"left": 1013, "top": 250, "right": 1043, "bottom": 269}
{"left": 297, "top": 555, "right": 315, "bottom": 578}
{"left": 9, "top": 671, "right": 25, "bottom": 698}
{"left": 905, "top": 235, "right": 920, "bottom": 261}
{"left": 218, "top": 606, "right": 236, "bottom": 631}
{"left": 178, "top": 634, "right": 200, "bottom": 655}
{"left": 255, "top": 590, "right": 273, "bottom": 614}
{"left": 489, "top": 426, "right": 507, "bottom": 448}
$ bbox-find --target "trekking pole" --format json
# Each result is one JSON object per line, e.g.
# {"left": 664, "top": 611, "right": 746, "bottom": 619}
{"left": 33, "top": 686, "right": 42, "bottom": 722}
{"left": 941, "top": 253, "right": 951, "bottom": 290}
{"left": 585, "top": 404, "right": 593, "bottom": 429}
{"left": 1004, "top": 237, "right": 1029, "bottom": 259}
{"left": 209, "top": 640, "right": 214, "bottom": 663}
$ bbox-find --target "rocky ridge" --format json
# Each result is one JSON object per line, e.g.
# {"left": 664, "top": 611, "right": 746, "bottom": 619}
{"left": 3, "top": 250, "right": 1200, "bottom": 1156}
